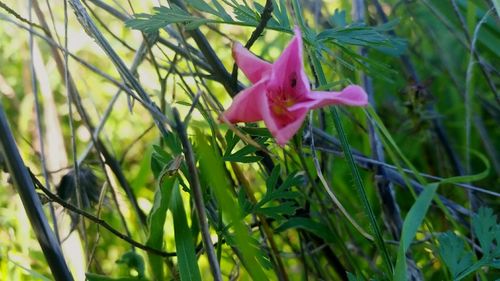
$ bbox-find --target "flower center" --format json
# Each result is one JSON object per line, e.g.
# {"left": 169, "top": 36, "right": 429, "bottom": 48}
{"left": 268, "top": 89, "right": 296, "bottom": 117}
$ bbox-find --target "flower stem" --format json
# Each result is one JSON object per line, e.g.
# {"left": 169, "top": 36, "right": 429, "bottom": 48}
{"left": 308, "top": 42, "right": 394, "bottom": 276}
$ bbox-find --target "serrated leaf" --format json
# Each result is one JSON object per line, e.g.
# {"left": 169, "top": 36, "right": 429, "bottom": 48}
{"left": 126, "top": 4, "right": 214, "bottom": 33}
{"left": 223, "top": 155, "right": 263, "bottom": 163}
{"left": 238, "top": 187, "right": 254, "bottom": 216}
{"left": 184, "top": 19, "right": 212, "bottom": 30}
{"left": 255, "top": 169, "right": 301, "bottom": 219}
{"left": 316, "top": 21, "right": 407, "bottom": 55}
{"left": 186, "top": 0, "right": 219, "bottom": 15}
{"left": 438, "top": 232, "right": 474, "bottom": 279}
{"left": 472, "top": 207, "right": 498, "bottom": 255}
{"left": 231, "top": 3, "right": 260, "bottom": 25}
{"left": 212, "top": 0, "right": 233, "bottom": 21}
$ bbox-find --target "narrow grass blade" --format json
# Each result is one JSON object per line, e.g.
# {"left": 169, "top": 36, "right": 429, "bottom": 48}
{"left": 299, "top": 18, "right": 394, "bottom": 273}
{"left": 170, "top": 184, "right": 202, "bottom": 281}
{"left": 393, "top": 183, "right": 438, "bottom": 280}
{"left": 146, "top": 168, "right": 178, "bottom": 281}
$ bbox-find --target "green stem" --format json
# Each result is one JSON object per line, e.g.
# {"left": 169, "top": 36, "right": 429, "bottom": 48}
{"left": 309, "top": 49, "right": 394, "bottom": 276}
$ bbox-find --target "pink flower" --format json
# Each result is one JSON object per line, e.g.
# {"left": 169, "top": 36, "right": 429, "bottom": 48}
{"left": 223, "top": 27, "right": 368, "bottom": 146}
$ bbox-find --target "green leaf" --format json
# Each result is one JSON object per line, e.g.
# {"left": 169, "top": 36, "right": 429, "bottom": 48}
{"left": 301, "top": 9, "right": 394, "bottom": 273}
{"left": 170, "top": 185, "right": 202, "bottom": 281}
{"left": 235, "top": 3, "right": 260, "bottom": 24}
{"left": 276, "top": 217, "right": 335, "bottom": 244}
{"left": 316, "top": 21, "right": 407, "bottom": 55}
{"left": 186, "top": 0, "right": 219, "bottom": 15}
{"left": 239, "top": 127, "right": 272, "bottom": 138}
{"left": 146, "top": 155, "right": 178, "bottom": 281}
{"left": 330, "top": 9, "right": 347, "bottom": 27}
{"left": 271, "top": 0, "right": 290, "bottom": 29}
{"left": 438, "top": 232, "right": 474, "bottom": 279}
{"left": 393, "top": 183, "right": 438, "bottom": 281}
{"left": 212, "top": 0, "right": 233, "bottom": 21}
{"left": 195, "top": 132, "right": 269, "bottom": 280}
{"left": 86, "top": 273, "right": 147, "bottom": 281}
{"left": 346, "top": 272, "right": 365, "bottom": 281}
{"left": 494, "top": 0, "right": 500, "bottom": 19}
{"left": 151, "top": 145, "right": 172, "bottom": 177}
{"left": 257, "top": 201, "right": 297, "bottom": 220}
{"left": 222, "top": 132, "right": 264, "bottom": 163}
{"left": 126, "top": 5, "right": 214, "bottom": 33}
{"left": 472, "top": 207, "right": 499, "bottom": 256}
{"left": 265, "top": 165, "right": 281, "bottom": 191}
{"left": 254, "top": 168, "right": 300, "bottom": 220}
{"left": 185, "top": 0, "right": 232, "bottom": 21}
{"left": 116, "top": 251, "right": 146, "bottom": 279}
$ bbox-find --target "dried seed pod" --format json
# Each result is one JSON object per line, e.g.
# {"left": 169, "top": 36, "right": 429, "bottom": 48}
{"left": 57, "top": 167, "right": 100, "bottom": 209}
{"left": 57, "top": 167, "right": 100, "bottom": 233}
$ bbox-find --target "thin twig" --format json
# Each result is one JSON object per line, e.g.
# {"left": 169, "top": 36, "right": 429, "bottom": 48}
{"left": 29, "top": 0, "right": 60, "bottom": 244}
{"left": 231, "top": 0, "right": 273, "bottom": 88}
{"left": 0, "top": 17, "right": 142, "bottom": 102}
{"left": 308, "top": 113, "right": 374, "bottom": 241}
{"left": 0, "top": 0, "right": 46, "bottom": 31}
{"left": 352, "top": 0, "right": 404, "bottom": 243}
{"left": 32, "top": 0, "right": 148, "bottom": 226}
{"left": 30, "top": 171, "right": 176, "bottom": 258}
{"left": 169, "top": 0, "right": 241, "bottom": 95}
{"left": 447, "top": 0, "right": 499, "bottom": 103}
{"left": 309, "top": 128, "right": 498, "bottom": 197}
{"left": 68, "top": 0, "right": 173, "bottom": 130}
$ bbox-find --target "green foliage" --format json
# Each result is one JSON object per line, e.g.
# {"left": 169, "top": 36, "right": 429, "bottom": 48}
{"left": 222, "top": 130, "right": 264, "bottom": 163}
{"left": 439, "top": 207, "right": 500, "bottom": 280}
{"left": 439, "top": 232, "right": 475, "bottom": 279}
{"left": 146, "top": 152, "right": 179, "bottom": 281}
{"left": 125, "top": 0, "right": 291, "bottom": 32}
{"left": 318, "top": 17, "right": 406, "bottom": 56}
{"left": 251, "top": 166, "right": 301, "bottom": 220}
{"left": 1, "top": 0, "right": 499, "bottom": 280}
{"left": 195, "top": 131, "right": 269, "bottom": 280}
{"left": 275, "top": 217, "right": 335, "bottom": 244}
{"left": 126, "top": 5, "right": 211, "bottom": 33}
{"left": 86, "top": 273, "right": 147, "bottom": 281}
{"left": 394, "top": 183, "right": 438, "bottom": 280}
{"left": 170, "top": 184, "right": 202, "bottom": 281}
{"left": 116, "top": 251, "right": 146, "bottom": 279}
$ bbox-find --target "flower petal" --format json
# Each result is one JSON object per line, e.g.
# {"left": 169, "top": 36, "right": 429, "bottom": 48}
{"left": 290, "top": 85, "right": 368, "bottom": 110}
{"left": 260, "top": 100, "right": 308, "bottom": 146}
{"left": 233, "top": 42, "right": 272, "bottom": 84}
{"left": 223, "top": 80, "right": 268, "bottom": 123}
{"left": 269, "top": 27, "right": 310, "bottom": 99}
